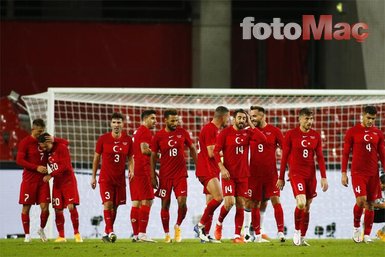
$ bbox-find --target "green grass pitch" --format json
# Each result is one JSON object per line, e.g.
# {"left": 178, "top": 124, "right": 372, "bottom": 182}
{"left": 1, "top": 239, "right": 383, "bottom": 257}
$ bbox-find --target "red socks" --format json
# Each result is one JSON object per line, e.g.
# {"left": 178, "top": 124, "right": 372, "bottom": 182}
{"left": 251, "top": 207, "right": 261, "bottom": 235}
{"left": 40, "top": 210, "right": 49, "bottom": 229}
{"left": 218, "top": 206, "right": 230, "bottom": 224}
{"left": 353, "top": 204, "right": 364, "bottom": 228}
{"left": 294, "top": 207, "right": 302, "bottom": 231}
{"left": 273, "top": 203, "right": 284, "bottom": 232}
{"left": 176, "top": 207, "right": 187, "bottom": 226}
{"left": 235, "top": 208, "right": 244, "bottom": 236}
{"left": 200, "top": 199, "right": 221, "bottom": 226}
{"left": 139, "top": 205, "right": 151, "bottom": 234}
{"left": 130, "top": 207, "right": 140, "bottom": 236}
{"left": 103, "top": 210, "right": 113, "bottom": 234}
{"left": 21, "top": 213, "right": 30, "bottom": 234}
{"left": 300, "top": 211, "right": 310, "bottom": 237}
{"left": 364, "top": 209, "right": 374, "bottom": 236}
{"left": 70, "top": 208, "right": 79, "bottom": 234}
{"left": 161, "top": 209, "right": 170, "bottom": 233}
{"left": 55, "top": 211, "right": 65, "bottom": 238}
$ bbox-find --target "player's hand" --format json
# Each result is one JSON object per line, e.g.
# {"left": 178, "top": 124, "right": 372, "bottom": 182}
{"left": 43, "top": 175, "right": 51, "bottom": 183}
{"left": 91, "top": 177, "right": 97, "bottom": 189}
{"left": 220, "top": 167, "right": 230, "bottom": 180}
{"left": 341, "top": 172, "right": 349, "bottom": 187}
{"left": 151, "top": 172, "right": 159, "bottom": 189}
{"left": 276, "top": 179, "right": 285, "bottom": 190}
{"left": 129, "top": 169, "right": 134, "bottom": 181}
{"left": 37, "top": 165, "right": 48, "bottom": 174}
{"left": 321, "top": 178, "right": 328, "bottom": 192}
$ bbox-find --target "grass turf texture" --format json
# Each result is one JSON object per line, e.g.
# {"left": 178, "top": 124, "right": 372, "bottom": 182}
{"left": 1, "top": 239, "right": 383, "bottom": 257}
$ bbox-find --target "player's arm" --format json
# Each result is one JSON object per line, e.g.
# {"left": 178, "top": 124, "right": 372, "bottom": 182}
{"left": 277, "top": 132, "right": 291, "bottom": 190}
{"left": 250, "top": 127, "right": 267, "bottom": 144}
{"left": 315, "top": 134, "right": 328, "bottom": 192}
{"left": 128, "top": 155, "right": 134, "bottom": 181}
{"left": 341, "top": 129, "right": 353, "bottom": 187}
{"left": 377, "top": 131, "right": 385, "bottom": 171}
{"left": 150, "top": 151, "right": 159, "bottom": 189}
{"left": 140, "top": 142, "right": 152, "bottom": 156}
{"left": 91, "top": 152, "right": 100, "bottom": 189}
{"left": 16, "top": 140, "right": 45, "bottom": 173}
{"left": 214, "top": 131, "right": 230, "bottom": 180}
{"left": 189, "top": 144, "right": 198, "bottom": 165}
{"left": 207, "top": 145, "right": 215, "bottom": 158}
{"left": 43, "top": 145, "right": 71, "bottom": 182}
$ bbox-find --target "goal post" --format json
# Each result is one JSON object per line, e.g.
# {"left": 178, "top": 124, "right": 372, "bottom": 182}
{"left": 22, "top": 87, "right": 385, "bottom": 170}
{"left": 20, "top": 88, "right": 385, "bottom": 239}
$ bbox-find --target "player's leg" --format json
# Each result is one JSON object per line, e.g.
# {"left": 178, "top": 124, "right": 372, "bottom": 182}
{"left": 54, "top": 208, "right": 67, "bottom": 242}
{"left": 99, "top": 183, "right": 115, "bottom": 242}
{"left": 233, "top": 195, "right": 246, "bottom": 243}
{"left": 215, "top": 179, "right": 235, "bottom": 240}
{"left": 290, "top": 177, "right": 306, "bottom": 246}
{"left": 362, "top": 175, "right": 380, "bottom": 243}
{"left": 157, "top": 178, "right": 172, "bottom": 242}
{"left": 196, "top": 177, "right": 222, "bottom": 242}
{"left": 299, "top": 198, "right": 312, "bottom": 246}
{"left": 243, "top": 198, "right": 253, "bottom": 242}
{"left": 137, "top": 175, "right": 156, "bottom": 242}
{"left": 259, "top": 199, "right": 270, "bottom": 240}
{"left": 271, "top": 195, "right": 285, "bottom": 242}
{"left": 19, "top": 181, "right": 37, "bottom": 242}
{"left": 351, "top": 175, "right": 367, "bottom": 243}
{"left": 21, "top": 204, "right": 31, "bottom": 242}
{"left": 37, "top": 180, "right": 50, "bottom": 239}
{"left": 130, "top": 200, "right": 141, "bottom": 241}
{"left": 67, "top": 203, "right": 82, "bottom": 242}
{"left": 174, "top": 177, "right": 188, "bottom": 243}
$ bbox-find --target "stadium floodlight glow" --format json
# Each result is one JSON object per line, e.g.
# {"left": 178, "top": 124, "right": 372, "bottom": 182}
{"left": 240, "top": 15, "right": 369, "bottom": 42}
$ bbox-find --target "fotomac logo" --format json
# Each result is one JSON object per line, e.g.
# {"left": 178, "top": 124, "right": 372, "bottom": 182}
{"left": 240, "top": 15, "right": 368, "bottom": 42}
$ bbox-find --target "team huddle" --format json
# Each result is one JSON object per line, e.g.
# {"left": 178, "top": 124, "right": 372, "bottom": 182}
{"left": 16, "top": 105, "right": 385, "bottom": 245}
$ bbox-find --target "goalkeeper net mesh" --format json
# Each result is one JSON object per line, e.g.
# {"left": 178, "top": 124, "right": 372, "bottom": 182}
{"left": 22, "top": 88, "right": 385, "bottom": 170}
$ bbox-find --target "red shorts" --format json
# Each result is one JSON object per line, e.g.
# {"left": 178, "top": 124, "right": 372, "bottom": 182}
{"left": 99, "top": 182, "right": 126, "bottom": 206}
{"left": 156, "top": 176, "right": 187, "bottom": 200}
{"left": 289, "top": 176, "right": 317, "bottom": 199}
{"left": 129, "top": 175, "right": 155, "bottom": 201}
{"left": 222, "top": 177, "right": 248, "bottom": 198}
{"left": 352, "top": 174, "right": 380, "bottom": 202}
{"left": 198, "top": 175, "right": 219, "bottom": 195}
{"left": 52, "top": 181, "right": 80, "bottom": 209}
{"left": 19, "top": 179, "right": 50, "bottom": 205}
{"left": 248, "top": 176, "right": 280, "bottom": 201}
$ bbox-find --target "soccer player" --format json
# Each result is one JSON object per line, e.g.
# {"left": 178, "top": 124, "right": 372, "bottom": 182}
{"left": 244, "top": 106, "right": 285, "bottom": 243}
{"left": 16, "top": 118, "right": 67, "bottom": 243}
{"left": 150, "top": 109, "right": 197, "bottom": 243}
{"left": 130, "top": 110, "right": 157, "bottom": 242}
{"left": 91, "top": 112, "right": 134, "bottom": 243}
{"left": 194, "top": 106, "right": 230, "bottom": 243}
{"left": 38, "top": 133, "right": 82, "bottom": 243}
{"left": 374, "top": 174, "right": 385, "bottom": 242}
{"left": 277, "top": 108, "right": 328, "bottom": 246}
{"left": 341, "top": 105, "right": 385, "bottom": 243}
{"left": 213, "top": 109, "right": 266, "bottom": 243}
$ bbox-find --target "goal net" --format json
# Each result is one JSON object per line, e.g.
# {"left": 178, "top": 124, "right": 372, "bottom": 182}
{"left": 20, "top": 88, "right": 385, "bottom": 239}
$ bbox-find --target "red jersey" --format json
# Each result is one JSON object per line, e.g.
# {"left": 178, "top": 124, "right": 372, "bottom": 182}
{"left": 214, "top": 126, "right": 266, "bottom": 178}
{"left": 250, "top": 124, "right": 283, "bottom": 178}
{"left": 133, "top": 125, "right": 152, "bottom": 176}
{"left": 151, "top": 127, "right": 193, "bottom": 179}
{"left": 196, "top": 122, "right": 220, "bottom": 177}
{"left": 47, "top": 142, "right": 77, "bottom": 187}
{"left": 16, "top": 135, "right": 68, "bottom": 183}
{"left": 279, "top": 127, "right": 326, "bottom": 180}
{"left": 95, "top": 132, "right": 133, "bottom": 186}
{"left": 342, "top": 124, "right": 385, "bottom": 176}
